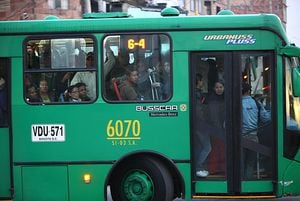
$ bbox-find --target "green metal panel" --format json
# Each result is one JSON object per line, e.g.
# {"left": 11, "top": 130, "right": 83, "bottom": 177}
{"left": 241, "top": 180, "right": 273, "bottom": 192}
{"left": 282, "top": 161, "right": 300, "bottom": 196}
{"left": 69, "top": 164, "right": 111, "bottom": 201}
{"left": 171, "top": 30, "right": 277, "bottom": 51}
{"left": 275, "top": 55, "right": 286, "bottom": 197}
{"left": 13, "top": 166, "right": 22, "bottom": 201}
{"left": 195, "top": 181, "right": 228, "bottom": 193}
{"left": 22, "top": 166, "right": 68, "bottom": 201}
{"left": 176, "top": 163, "right": 191, "bottom": 199}
{"left": 0, "top": 14, "right": 288, "bottom": 45}
{"left": 0, "top": 128, "right": 11, "bottom": 198}
{"left": 0, "top": 36, "right": 24, "bottom": 57}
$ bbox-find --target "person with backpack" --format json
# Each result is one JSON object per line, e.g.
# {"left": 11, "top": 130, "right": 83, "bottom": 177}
{"left": 241, "top": 82, "right": 271, "bottom": 179}
{"left": 242, "top": 83, "right": 270, "bottom": 137}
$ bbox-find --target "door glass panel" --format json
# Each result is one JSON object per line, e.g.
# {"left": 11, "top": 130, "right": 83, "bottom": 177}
{"left": 194, "top": 55, "right": 226, "bottom": 179}
{"left": 240, "top": 54, "right": 273, "bottom": 180}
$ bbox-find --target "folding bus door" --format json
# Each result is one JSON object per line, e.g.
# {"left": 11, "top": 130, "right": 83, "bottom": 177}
{"left": 190, "top": 51, "right": 275, "bottom": 197}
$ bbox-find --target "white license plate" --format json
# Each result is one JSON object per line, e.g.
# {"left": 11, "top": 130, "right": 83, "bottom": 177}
{"left": 31, "top": 124, "right": 65, "bottom": 142}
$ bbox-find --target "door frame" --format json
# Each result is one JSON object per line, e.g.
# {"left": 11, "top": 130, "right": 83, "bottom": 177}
{"left": 0, "top": 58, "right": 13, "bottom": 199}
{"left": 190, "top": 51, "right": 276, "bottom": 195}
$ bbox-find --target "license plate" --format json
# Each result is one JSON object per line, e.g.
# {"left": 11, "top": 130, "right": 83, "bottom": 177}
{"left": 31, "top": 124, "right": 65, "bottom": 142}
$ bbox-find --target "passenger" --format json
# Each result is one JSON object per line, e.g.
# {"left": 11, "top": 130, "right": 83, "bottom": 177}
{"left": 26, "top": 85, "right": 40, "bottom": 102}
{"left": 119, "top": 66, "right": 140, "bottom": 100}
{"left": 241, "top": 82, "right": 270, "bottom": 179}
{"left": 66, "top": 85, "right": 81, "bottom": 102}
{"left": 27, "top": 42, "right": 40, "bottom": 69}
{"left": 195, "top": 73, "right": 211, "bottom": 178}
{"left": 195, "top": 73, "right": 206, "bottom": 103}
{"left": 206, "top": 80, "right": 226, "bottom": 175}
{"left": 75, "top": 82, "right": 91, "bottom": 101}
{"left": 56, "top": 71, "right": 74, "bottom": 96}
{"left": 75, "top": 40, "right": 86, "bottom": 68}
{"left": 24, "top": 74, "right": 34, "bottom": 88}
{"left": 161, "top": 61, "right": 171, "bottom": 99}
{"left": 71, "top": 52, "right": 96, "bottom": 100}
{"left": 38, "top": 79, "right": 55, "bottom": 103}
{"left": 105, "top": 50, "right": 129, "bottom": 100}
{"left": 136, "top": 59, "right": 152, "bottom": 100}
{"left": 0, "top": 77, "right": 7, "bottom": 125}
{"left": 109, "top": 50, "right": 129, "bottom": 78}
{"left": 154, "top": 61, "right": 170, "bottom": 100}
{"left": 103, "top": 43, "right": 116, "bottom": 78}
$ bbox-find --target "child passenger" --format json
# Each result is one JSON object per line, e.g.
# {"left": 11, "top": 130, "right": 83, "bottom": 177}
{"left": 66, "top": 85, "right": 81, "bottom": 102}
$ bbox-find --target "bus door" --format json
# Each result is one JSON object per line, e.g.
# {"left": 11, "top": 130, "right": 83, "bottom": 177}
{"left": 0, "top": 58, "right": 12, "bottom": 199}
{"left": 190, "top": 51, "right": 275, "bottom": 196}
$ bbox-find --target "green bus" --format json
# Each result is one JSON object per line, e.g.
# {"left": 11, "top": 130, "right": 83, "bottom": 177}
{"left": 1, "top": 8, "right": 300, "bottom": 201}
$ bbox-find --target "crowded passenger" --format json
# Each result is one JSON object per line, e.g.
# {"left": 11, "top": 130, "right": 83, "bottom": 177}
{"left": 71, "top": 52, "right": 96, "bottom": 100}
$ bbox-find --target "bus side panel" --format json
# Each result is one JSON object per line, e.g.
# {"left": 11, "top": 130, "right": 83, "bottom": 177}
{"left": 282, "top": 161, "right": 300, "bottom": 196}
{"left": 176, "top": 163, "right": 191, "bottom": 199}
{"left": 13, "top": 166, "right": 22, "bottom": 201}
{"left": 171, "top": 30, "right": 276, "bottom": 52}
{"left": 21, "top": 166, "right": 69, "bottom": 201}
{"left": 0, "top": 128, "right": 11, "bottom": 198}
{"left": 69, "top": 164, "right": 111, "bottom": 201}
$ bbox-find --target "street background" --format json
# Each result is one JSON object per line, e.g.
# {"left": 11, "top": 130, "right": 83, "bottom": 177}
{"left": 287, "top": 0, "right": 300, "bottom": 46}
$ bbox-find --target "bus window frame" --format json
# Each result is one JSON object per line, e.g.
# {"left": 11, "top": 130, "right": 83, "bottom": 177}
{"left": 23, "top": 34, "right": 98, "bottom": 105}
{"left": 101, "top": 33, "right": 173, "bottom": 103}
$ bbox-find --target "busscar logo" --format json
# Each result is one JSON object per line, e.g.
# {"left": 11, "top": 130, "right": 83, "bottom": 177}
{"left": 136, "top": 105, "right": 179, "bottom": 117}
{"left": 204, "top": 34, "right": 256, "bottom": 45}
{"left": 136, "top": 105, "right": 178, "bottom": 112}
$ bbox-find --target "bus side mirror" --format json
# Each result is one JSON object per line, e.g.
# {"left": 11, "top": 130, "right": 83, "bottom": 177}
{"left": 292, "top": 67, "right": 300, "bottom": 97}
{"left": 280, "top": 45, "right": 300, "bottom": 57}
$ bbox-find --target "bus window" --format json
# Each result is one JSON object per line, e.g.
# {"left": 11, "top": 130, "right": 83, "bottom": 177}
{"left": 284, "top": 57, "right": 300, "bottom": 159}
{"left": 24, "top": 37, "right": 96, "bottom": 103}
{"left": 102, "top": 34, "right": 171, "bottom": 102}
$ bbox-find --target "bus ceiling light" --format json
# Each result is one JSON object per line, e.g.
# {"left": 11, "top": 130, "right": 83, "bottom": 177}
{"left": 83, "top": 173, "right": 92, "bottom": 184}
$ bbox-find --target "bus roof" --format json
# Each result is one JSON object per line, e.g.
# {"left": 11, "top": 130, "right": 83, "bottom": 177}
{"left": 0, "top": 13, "right": 289, "bottom": 44}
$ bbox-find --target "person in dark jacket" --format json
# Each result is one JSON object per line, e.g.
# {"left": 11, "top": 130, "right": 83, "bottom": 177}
{"left": 119, "top": 66, "right": 140, "bottom": 100}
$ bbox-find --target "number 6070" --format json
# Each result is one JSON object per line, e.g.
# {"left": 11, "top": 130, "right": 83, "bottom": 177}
{"left": 106, "top": 120, "right": 141, "bottom": 138}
